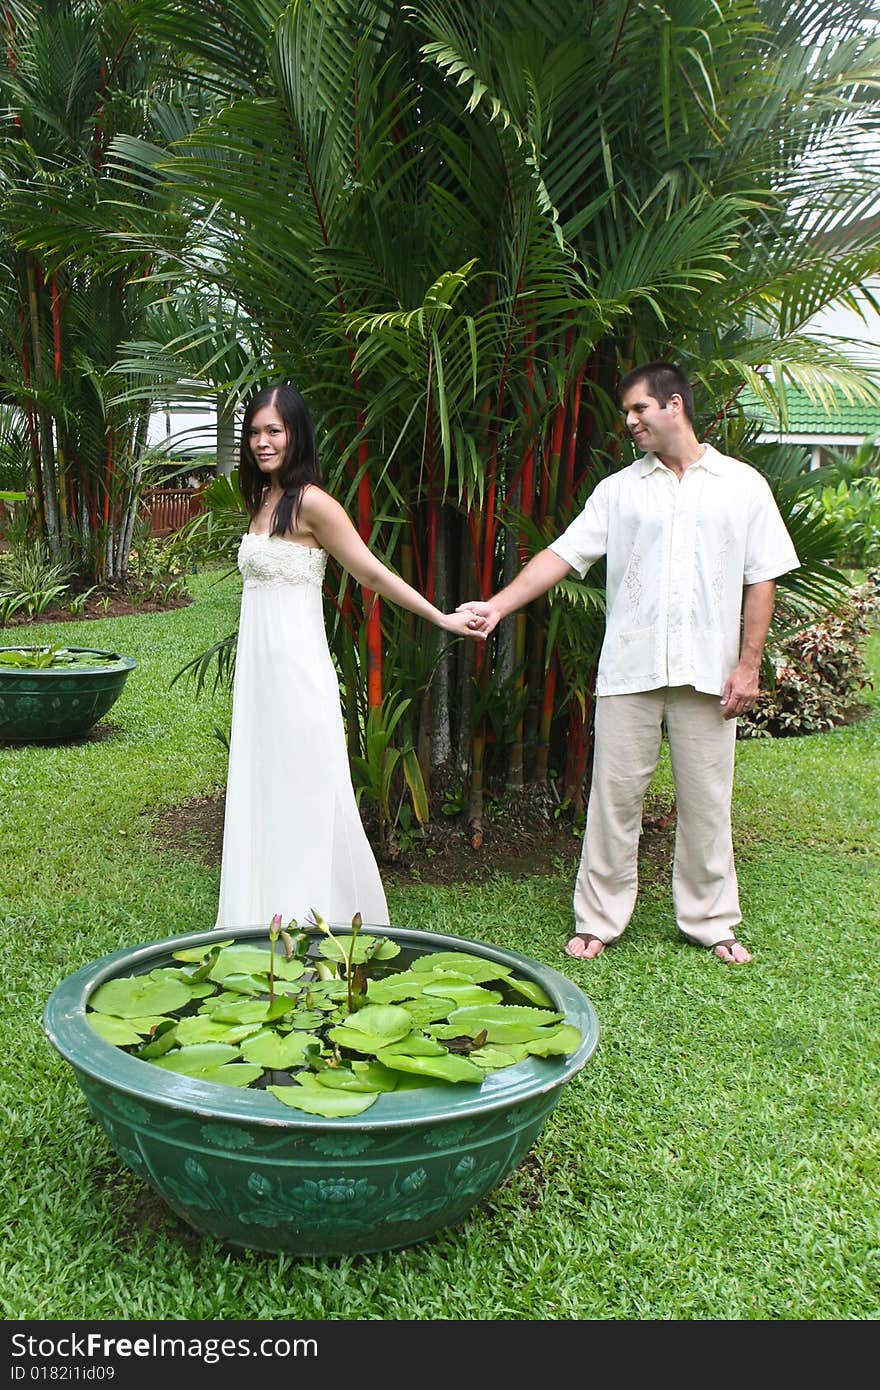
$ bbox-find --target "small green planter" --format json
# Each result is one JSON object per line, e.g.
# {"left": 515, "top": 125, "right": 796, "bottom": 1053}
{"left": 44, "top": 923, "right": 599, "bottom": 1258}
{"left": 0, "top": 646, "right": 136, "bottom": 742}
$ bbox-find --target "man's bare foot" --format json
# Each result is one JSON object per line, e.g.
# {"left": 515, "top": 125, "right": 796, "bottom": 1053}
{"left": 565, "top": 934, "right": 605, "bottom": 960}
{"left": 713, "top": 939, "right": 752, "bottom": 964}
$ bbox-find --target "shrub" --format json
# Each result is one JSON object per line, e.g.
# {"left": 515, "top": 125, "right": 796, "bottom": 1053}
{"left": 816, "top": 477, "right": 880, "bottom": 568}
{"left": 739, "top": 571, "right": 879, "bottom": 738}
{"left": 127, "top": 533, "right": 189, "bottom": 602}
{"left": 0, "top": 542, "right": 73, "bottom": 623}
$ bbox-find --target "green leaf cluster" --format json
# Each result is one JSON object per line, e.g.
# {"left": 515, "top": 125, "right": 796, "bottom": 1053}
{"left": 86, "top": 928, "right": 581, "bottom": 1118}
{"left": 0, "top": 645, "right": 127, "bottom": 670}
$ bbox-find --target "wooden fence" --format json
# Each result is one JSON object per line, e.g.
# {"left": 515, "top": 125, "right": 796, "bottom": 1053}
{"left": 0, "top": 488, "right": 205, "bottom": 543}
{"left": 139, "top": 486, "right": 206, "bottom": 538}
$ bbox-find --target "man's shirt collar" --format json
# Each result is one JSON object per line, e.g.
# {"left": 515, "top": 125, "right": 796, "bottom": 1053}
{"left": 637, "top": 443, "right": 724, "bottom": 477}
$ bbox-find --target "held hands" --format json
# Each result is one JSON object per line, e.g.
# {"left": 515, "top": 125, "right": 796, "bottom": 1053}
{"left": 441, "top": 607, "right": 488, "bottom": 640}
{"left": 455, "top": 600, "right": 499, "bottom": 637}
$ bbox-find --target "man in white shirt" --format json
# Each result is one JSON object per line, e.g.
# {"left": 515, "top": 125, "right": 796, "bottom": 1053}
{"left": 459, "top": 361, "right": 799, "bottom": 964}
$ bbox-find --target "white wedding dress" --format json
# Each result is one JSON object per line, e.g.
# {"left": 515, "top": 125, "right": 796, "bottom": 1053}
{"left": 214, "top": 532, "right": 390, "bottom": 932}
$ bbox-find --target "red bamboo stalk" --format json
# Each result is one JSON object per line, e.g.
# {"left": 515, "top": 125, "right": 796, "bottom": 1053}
{"left": 573, "top": 348, "right": 601, "bottom": 493}
{"left": 544, "top": 398, "right": 566, "bottom": 524}
{"left": 93, "top": 58, "right": 106, "bottom": 173}
{"left": 103, "top": 428, "right": 114, "bottom": 524}
{"left": 80, "top": 467, "right": 97, "bottom": 534}
{"left": 473, "top": 267, "right": 520, "bottom": 597}
{"left": 533, "top": 652, "right": 559, "bottom": 782}
{"left": 426, "top": 498, "right": 437, "bottom": 604}
{"left": 17, "top": 309, "right": 45, "bottom": 526}
{"left": 562, "top": 356, "right": 587, "bottom": 506}
{"left": 540, "top": 325, "right": 573, "bottom": 526}
{"left": 563, "top": 682, "right": 595, "bottom": 812}
{"left": 425, "top": 363, "right": 437, "bottom": 603}
{"left": 50, "top": 275, "right": 62, "bottom": 378}
{"left": 355, "top": 433, "right": 383, "bottom": 709}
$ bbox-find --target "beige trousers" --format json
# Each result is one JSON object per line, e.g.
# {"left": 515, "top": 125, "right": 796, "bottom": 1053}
{"left": 573, "top": 686, "right": 742, "bottom": 949}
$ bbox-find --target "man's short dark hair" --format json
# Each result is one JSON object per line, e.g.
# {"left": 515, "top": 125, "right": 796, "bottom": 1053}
{"left": 618, "top": 361, "right": 695, "bottom": 425}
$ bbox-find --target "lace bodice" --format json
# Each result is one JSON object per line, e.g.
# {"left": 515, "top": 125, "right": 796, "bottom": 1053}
{"left": 238, "top": 533, "right": 327, "bottom": 588}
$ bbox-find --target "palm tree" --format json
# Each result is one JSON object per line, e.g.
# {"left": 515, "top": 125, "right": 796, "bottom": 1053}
{"left": 0, "top": 0, "right": 208, "bottom": 581}
{"left": 97, "top": 0, "right": 880, "bottom": 825}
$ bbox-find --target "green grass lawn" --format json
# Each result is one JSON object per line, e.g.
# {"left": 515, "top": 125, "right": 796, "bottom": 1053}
{"left": 1, "top": 575, "right": 877, "bottom": 1321}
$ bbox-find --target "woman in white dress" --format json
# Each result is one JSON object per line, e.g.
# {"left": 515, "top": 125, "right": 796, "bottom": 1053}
{"left": 214, "top": 383, "right": 482, "bottom": 933}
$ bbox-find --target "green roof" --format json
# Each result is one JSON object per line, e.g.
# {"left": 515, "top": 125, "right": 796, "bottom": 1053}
{"left": 740, "top": 383, "right": 880, "bottom": 438}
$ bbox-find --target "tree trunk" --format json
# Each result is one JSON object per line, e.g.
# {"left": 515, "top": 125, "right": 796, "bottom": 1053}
{"left": 216, "top": 391, "right": 237, "bottom": 476}
{"left": 430, "top": 504, "right": 453, "bottom": 770}
{"left": 25, "top": 260, "right": 61, "bottom": 556}
{"left": 118, "top": 406, "right": 151, "bottom": 579}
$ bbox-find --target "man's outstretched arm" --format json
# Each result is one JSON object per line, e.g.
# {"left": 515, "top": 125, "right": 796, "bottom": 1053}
{"left": 458, "top": 549, "right": 573, "bottom": 637}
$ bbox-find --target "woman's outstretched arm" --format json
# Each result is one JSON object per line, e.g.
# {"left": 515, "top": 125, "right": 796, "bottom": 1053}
{"left": 299, "top": 486, "right": 484, "bottom": 639}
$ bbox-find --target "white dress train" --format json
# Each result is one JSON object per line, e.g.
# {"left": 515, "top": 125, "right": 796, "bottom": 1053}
{"left": 214, "top": 532, "right": 390, "bottom": 931}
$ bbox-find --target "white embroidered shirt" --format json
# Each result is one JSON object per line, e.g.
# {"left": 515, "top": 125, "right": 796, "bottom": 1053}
{"left": 548, "top": 444, "right": 800, "bottom": 697}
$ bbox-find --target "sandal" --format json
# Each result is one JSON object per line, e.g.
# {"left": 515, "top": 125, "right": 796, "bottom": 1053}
{"left": 712, "top": 938, "right": 752, "bottom": 964}
{"left": 565, "top": 933, "right": 605, "bottom": 960}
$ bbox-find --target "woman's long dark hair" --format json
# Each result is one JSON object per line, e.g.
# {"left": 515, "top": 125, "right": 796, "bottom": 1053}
{"left": 239, "top": 384, "right": 323, "bottom": 536}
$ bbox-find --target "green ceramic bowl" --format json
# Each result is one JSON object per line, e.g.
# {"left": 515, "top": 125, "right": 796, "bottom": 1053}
{"left": 0, "top": 646, "right": 136, "bottom": 742}
{"left": 44, "top": 923, "right": 599, "bottom": 1257}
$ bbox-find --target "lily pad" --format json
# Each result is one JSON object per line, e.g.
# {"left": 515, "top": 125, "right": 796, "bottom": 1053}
{"left": 147, "top": 969, "right": 213, "bottom": 999}
{"left": 365, "top": 971, "right": 430, "bottom": 1003}
{"left": 316, "top": 934, "right": 401, "bottom": 965}
{"left": 119, "top": 1015, "right": 168, "bottom": 1035}
{"left": 429, "top": 1018, "right": 491, "bottom": 1040}
{"left": 266, "top": 1080, "right": 378, "bottom": 1116}
{"left": 434, "top": 1016, "right": 562, "bottom": 1045}
{"left": 399, "top": 996, "right": 458, "bottom": 1026}
{"left": 421, "top": 982, "right": 504, "bottom": 1007}
{"left": 444, "top": 1004, "right": 565, "bottom": 1043}
{"left": 313, "top": 1061, "right": 400, "bottom": 1093}
{"left": 449, "top": 1003, "right": 564, "bottom": 1028}
{"left": 378, "top": 1031, "right": 447, "bottom": 1057}
{"left": 175, "top": 1016, "right": 264, "bottom": 1046}
{"left": 209, "top": 944, "right": 305, "bottom": 983}
{"left": 287, "top": 1009, "right": 326, "bottom": 1029}
{"left": 175, "top": 948, "right": 225, "bottom": 984}
{"left": 523, "top": 1025, "right": 582, "bottom": 1057}
{"left": 214, "top": 972, "right": 264, "bottom": 996}
{"left": 239, "top": 1030, "right": 320, "bottom": 1068}
{"left": 172, "top": 941, "right": 235, "bottom": 961}
{"left": 467, "top": 1042, "right": 531, "bottom": 1069}
{"left": 150, "top": 1042, "right": 239, "bottom": 1073}
{"left": 151, "top": 1045, "right": 264, "bottom": 1088}
{"left": 184, "top": 1062, "right": 264, "bottom": 1087}
{"left": 410, "top": 952, "right": 511, "bottom": 982}
{"left": 304, "top": 979, "right": 348, "bottom": 1002}
{"left": 503, "top": 976, "right": 555, "bottom": 1007}
{"left": 328, "top": 1004, "right": 413, "bottom": 1054}
{"left": 202, "top": 996, "right": 295, "bottom": 1026}
{"left": 87, "top": 1014, "right": 145, "bottom": 1046}
{"left": 89, "top": 975, "right": 191, "bottom": 1018}
{"left": 375, "top": 1049, "right": 484, "bottom": 1084}
{"left": 137, "top": 1022, "right": 180, "bottom": 1058}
